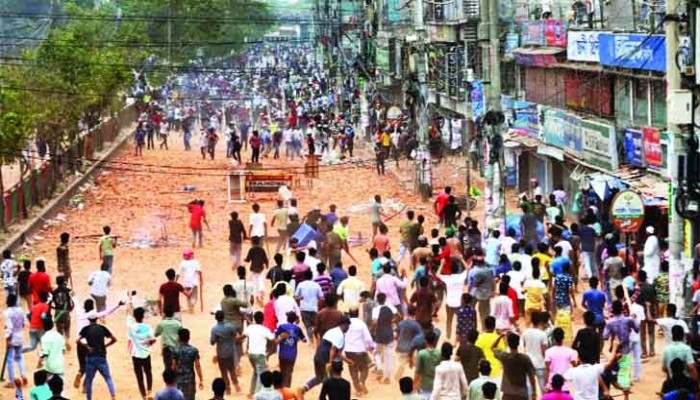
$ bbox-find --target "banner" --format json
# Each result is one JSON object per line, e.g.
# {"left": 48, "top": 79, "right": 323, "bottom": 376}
{"left": 599, "top": 33, "right": 666, "bottom": 72}
{"left": 470, "top": 80, "right": 485, "bottom": 122}
{"left": 624, "top": 129, "right": 645, "bottom": 167}
{"left": 540, "top": 106, "right": 618, "bottom": 171}
{"left": 643, "top": 127, "right": 663, "bottom": 169}
{"left": 567, "top": 31, "right": 601, "bottom": 62}
{"left": 521, "top": 21, "right": 544, "bottom": 46}
{"left": 505, "top": 32, "right": 520, "bottom": 57}
{"left": 512, "top": 100, "right": 539, "bottom": 137}
{"left": 544, "top": 20, "right": 567, "bottom": 47}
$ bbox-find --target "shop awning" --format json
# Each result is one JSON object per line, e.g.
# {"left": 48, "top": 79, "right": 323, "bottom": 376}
{"left": 428, "top": 103, "right": 466, "bottom": 120}
{"left": 615, "top": 167, "right": 669, "bottom": 206}
{"left": 513, "top": 47, "right": 565, "bottom": 67}
{"left": 584, "top": 172, "right": 630, "bottom": 200}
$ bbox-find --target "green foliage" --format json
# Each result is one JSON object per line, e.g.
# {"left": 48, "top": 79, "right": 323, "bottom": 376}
{"left": 0, "top": 67, "right": 35, "bottom": 165}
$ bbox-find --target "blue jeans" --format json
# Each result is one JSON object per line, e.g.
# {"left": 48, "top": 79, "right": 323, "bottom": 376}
{"left": 632, "top": 339, "right": 642, "bottom": 381}
{"left": 86, "top": 355, "right": 116, "bottom": 400}
{"left": 6, "top": 345, "right": 25, "bottom": 381}
{"left": 4, "top": 285, "right": 16, "bottom": 300}
{"left": 397, "top": 243, "right": 409, "bottom": 265}
{"left": 23, "top": 329, "right": 44, "bottom": 353}
{"left": 527, "top": 367, "right": 546, "bottom": 396}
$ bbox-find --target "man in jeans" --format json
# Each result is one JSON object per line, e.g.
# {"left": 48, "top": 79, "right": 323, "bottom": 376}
{"left": 240, "top": 311, "right": 276, "bottom": 396}
{"left": 3, "top": 294, "right": 27, "bottom": 385}
{"left": 79, "top": 310, "right": 117, "bottom": 400}
{"left": 299, "top": 317, "right": 353, "bottom": 396}
{"left": 295, "top": 269, "right": 323, "bottom": 343}
{"left": 127, "top": 307, "right": 156, "bottom": 400}
{"left": 468, "top": 255, "right": 494, "bottom": 331}
{"left": 155, "top": 306, "right": 182, "bottom": 371}
{"left": 88, "top": 262, "right": 112, "bottom": 312}
{"left": 210, "top": 310, "right": 240, "bottom": 395}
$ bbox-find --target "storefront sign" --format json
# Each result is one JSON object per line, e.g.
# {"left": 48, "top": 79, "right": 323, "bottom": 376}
{"left": 540, "top": 106, "right": 618, "bottom": 171}
{"left": 521, "top": 21, "right": 544, "bottom": 46}
{"left": 505, "top": 32, "right": 520, "bottom": 57}
{"left": 610, "top": 189, "right": 646, "bottom": 233}
{"left": 567, "top": 31, "right": 601, "bottom": 62}
{"left": 512, "top": 100, "right": 539, "bottom": 137}
{"left": 624, "top": 129, "right": 645, "bottom": 167}
{"left": 599, "top": 33, "right": 667, "bottom": 72}
{"left": 643, "top": 127, "right": 663, "bottom": 170}
{"left": 544, "top": 20, "right": 567, "bottom": 47}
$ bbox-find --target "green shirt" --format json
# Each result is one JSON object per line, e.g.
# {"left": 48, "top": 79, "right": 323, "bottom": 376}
{"left": 333, "top": 224, "right": 349, "bottom": 241}
{"left": 39, "top": 330, "right": 65, "bottom": 374}
{"left": 415, "top": 347, "right": 441, "bottom": 392}
{"left": 155, "top": 317, "right": 182, "bottom": 349}
{"left": 662, "top": 341, "right": 695, "bottom": 377}
{"left": 100, "top": 235, "right": 115, "bottom": 256}
{"left": 399, "top": 221, "right": 415, "bottom": 245}
{"left": 30, "top": 384, "right": 52, "bottom": 400}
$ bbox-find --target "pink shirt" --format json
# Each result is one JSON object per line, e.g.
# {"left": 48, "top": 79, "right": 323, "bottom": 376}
{"left": 544, "top": 345, "right": 577, "bottom": 389}
{"left": 491, "top": 295, "right": 514, "bottom": 330}
{"left": 541, "top": 391, "right": 574, "bottom": 400}
{"left": 374, "top": 274, "right": 407, "bottom": 307}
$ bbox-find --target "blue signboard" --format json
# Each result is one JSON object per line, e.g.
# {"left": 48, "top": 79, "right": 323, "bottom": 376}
{"left": 624, "top": 129, "right": 645, "bottom": 167}
{"left": 599, "top": 33, "right": 666, "bottom": 72}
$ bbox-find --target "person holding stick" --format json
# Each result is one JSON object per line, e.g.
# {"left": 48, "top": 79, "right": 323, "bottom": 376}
{"left": 176, "top": 249, "right": 203, "bottom": 314}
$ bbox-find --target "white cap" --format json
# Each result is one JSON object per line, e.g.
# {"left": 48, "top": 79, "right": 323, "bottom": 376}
{"left": 646, "top": 226, "right": 655, "bottom": 234}
{"left": 86, "top": 311, "right": 99, "bottom": 320}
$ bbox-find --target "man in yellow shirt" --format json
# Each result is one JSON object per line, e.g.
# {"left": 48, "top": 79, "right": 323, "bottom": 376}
{"left": 532, "top": 243, "right": 552, "bottom": 285}
{"left": 336, "top": 266, "right": 365, "bottom": 312}
{"left": 475, "top": 316, "right": 506, "bottom": 378}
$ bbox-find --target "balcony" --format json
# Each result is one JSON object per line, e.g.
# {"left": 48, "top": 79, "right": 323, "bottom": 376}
{"left": 425, "top": 0, "right": 479, "bottom": 25}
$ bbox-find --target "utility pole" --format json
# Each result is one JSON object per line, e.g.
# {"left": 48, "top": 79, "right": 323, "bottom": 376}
{"left": 414, "top": 0, "right": 432, "bottom": 200}
{"left": 487, "top": 0, "right": 501, "bottom": 111}
{"left": 667, "top": 0, "right": 685, "bottom": 311}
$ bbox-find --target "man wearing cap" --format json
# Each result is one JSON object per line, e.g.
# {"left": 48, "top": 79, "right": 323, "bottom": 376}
{"left": 79, "top": 310, "right": 117, "bottom": 400}
{"left": 176, "top": 250, "right": 202, "bottom": 314}
{"left": 299, "top": 316, "right": 353, "bottom": 396}
{"left": 643, "top": 226, "right": 661, "bottom": 283}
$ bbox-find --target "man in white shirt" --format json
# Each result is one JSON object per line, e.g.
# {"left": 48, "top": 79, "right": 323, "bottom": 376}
{"left": 431, "top": 342, "right": 469, "bottom": 400}
{"left": 274, "top": 285, "right": 301, "bottom": 327}
{"left": 438, "top": 268, "right": 468, "bottom": 340}
{"left": 249, "top": 203, "right": 267, "bottom": 240}
{"left": 88, "top": 263, "right": 112, "bottom": 312}
{"left": 565, "top": 358, "right": 611, "bottom": 400}
{"left": 343, "top": 308, "right": 375, "bottom": 396}
{"left": 241, "top": 311, "right": 277, "bottom": 396}
{"left": 656, "top": 303, "right": 690, "bottom": 345}
{"left": 468, "top": 361, "right": 499, "bottom": 400}
{"left": 176, "top": 249, "right": 202, "bottom": 313}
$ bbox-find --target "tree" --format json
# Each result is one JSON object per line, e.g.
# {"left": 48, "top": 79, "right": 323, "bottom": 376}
{"left": 0, "top": 68, "right": 36, "bottom": 230}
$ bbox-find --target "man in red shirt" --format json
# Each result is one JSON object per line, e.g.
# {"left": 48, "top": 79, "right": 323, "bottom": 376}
{"left": 158, "top": 268, "right": 191, "bottom": 320}
{"left": 23, "top": 291, "right": 50, "bottom": 353}
{"left": 28, "top": 260, "right": 52, "bottom": 306}
{"left": 434, "top": 186, "right": 452, "bottom": 227}
{"left": 187, "top": 199, "right": 209, "bottom": 249}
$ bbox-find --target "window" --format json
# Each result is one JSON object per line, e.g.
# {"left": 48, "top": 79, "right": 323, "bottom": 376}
{"left": 633, "top": 80, "right": 649, "bottom": 127}
{"left": 615, "top": 78, "right": 631, "bottom": 126}
{"left": 651, "top": 80, "right": 666, "bottom": 127}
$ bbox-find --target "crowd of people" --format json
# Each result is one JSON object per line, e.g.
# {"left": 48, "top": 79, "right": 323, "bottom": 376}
{"left": 3, "top": 42, "right": 699, "bottom": 400}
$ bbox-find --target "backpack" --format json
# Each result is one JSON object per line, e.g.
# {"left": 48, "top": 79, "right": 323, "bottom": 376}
{"left": 52, "top": 288, "right": 74, "bottom": 312}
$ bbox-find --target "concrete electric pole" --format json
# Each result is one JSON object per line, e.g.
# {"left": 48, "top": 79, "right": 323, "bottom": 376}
{"left": 667, "top": 0, "right": 687, "bottom": 310}
{"left": 414, "top": 0, "right": 432, "bottom": 200}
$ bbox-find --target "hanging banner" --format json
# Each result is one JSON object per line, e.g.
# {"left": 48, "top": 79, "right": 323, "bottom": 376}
{"left": 624, "top": 128, "right": 645, "bottom": 167}
{"left": 599, "top": 33, "right": 667, "bottom": 72}
{"left": 470, "top": 80, "right": 485, "bottom": 122}
{"left": 567, "top": 31, "right": 601, "bottom": 62}
{"left": 544, "top": 20, "right": 567, "bottom": 47}
{"left": 643, "top": 127, "right": 663, "bottom": 170}
{"left": 512, "top": 100, "right": 539, "bottom": 137}
{"left": 521, "top": 21, "right": 544, "bottom": 46}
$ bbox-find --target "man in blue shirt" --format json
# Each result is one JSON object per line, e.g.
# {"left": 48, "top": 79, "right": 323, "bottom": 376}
{"left": 582, "top": 277, "right": 606, "bottom": 327}
{"left": 275, "top": 312, "right": 306, "bottom": 388}
{"left": 549, "top": 246, "right": 570, "bottom": 277}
